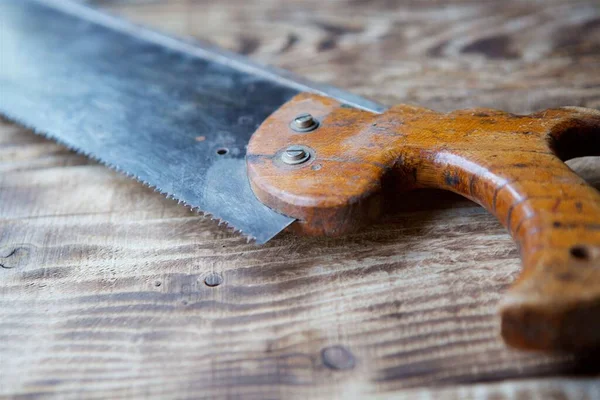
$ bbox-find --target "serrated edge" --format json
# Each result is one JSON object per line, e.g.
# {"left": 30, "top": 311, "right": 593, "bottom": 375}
{"left": 0, "top": 110, "right": 258, "bottom": 242}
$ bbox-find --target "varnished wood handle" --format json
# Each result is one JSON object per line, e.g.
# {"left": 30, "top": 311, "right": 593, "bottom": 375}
{"left": 247, "top": 93, "right": 600, "bottom": 352}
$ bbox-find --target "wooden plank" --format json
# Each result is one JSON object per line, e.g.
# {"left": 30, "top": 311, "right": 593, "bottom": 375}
{"left": 0, "top": 0, "right": 599, "bottom": 398}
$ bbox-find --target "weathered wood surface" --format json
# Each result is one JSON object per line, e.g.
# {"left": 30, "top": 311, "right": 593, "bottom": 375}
{"left": 1, "top": 0, "right": 599, "bottom": 398}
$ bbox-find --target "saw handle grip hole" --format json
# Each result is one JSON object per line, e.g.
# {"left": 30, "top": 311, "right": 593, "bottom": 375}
{"left": 216, "top": 148, "right": 229, "bottom": 155}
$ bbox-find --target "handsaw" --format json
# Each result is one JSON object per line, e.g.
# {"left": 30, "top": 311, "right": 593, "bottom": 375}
{"left": 1, "top": 0, "right": 599, "bottom": 353}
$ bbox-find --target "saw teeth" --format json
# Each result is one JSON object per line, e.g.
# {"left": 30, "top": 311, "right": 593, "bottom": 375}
{"left": 0, "top": 111, "right": 259, "bottom": 243}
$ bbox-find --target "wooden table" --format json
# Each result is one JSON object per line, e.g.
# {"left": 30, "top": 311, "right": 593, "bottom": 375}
{"left": 1, "top": 0, "right": 599, "bottom": 398}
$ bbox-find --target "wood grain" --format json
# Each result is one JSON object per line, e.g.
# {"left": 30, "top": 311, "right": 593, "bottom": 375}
{"left": 248, "top": 93, "right": 600, "bottom": 352}
{"left": 1, "top": 0, "right": 600, "bottom": 398}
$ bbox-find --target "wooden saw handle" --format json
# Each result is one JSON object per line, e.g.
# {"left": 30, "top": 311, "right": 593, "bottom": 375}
{"left": 247, "top": 93, "right": 600, "bottom": 352}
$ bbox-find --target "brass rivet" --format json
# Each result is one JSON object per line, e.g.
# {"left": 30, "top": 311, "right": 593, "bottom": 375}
{"left": 290, "top": 113, "right": 319, "bottom": 132}
{"left": 281, "top": 145, "right": 311, "bottom": 165}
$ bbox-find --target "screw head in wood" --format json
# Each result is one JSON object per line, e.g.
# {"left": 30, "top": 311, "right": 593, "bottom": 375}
{"left": 290, "top": 113, "right": 319, "bottom": 132}
{"left": 281, "top": 145, "right": 311, "bottom": 165}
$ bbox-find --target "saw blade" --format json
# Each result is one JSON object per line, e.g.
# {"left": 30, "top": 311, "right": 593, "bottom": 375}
{"left": 0, "top": 0, "right": 385, "bottom": 242}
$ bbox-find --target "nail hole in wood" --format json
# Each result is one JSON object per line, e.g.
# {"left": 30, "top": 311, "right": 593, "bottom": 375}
{"left": 154, "top": 281, "right": 162, "bottom": 287}
{"left": 204, "top": 273, "right": 223, "bottom": 287}
{"left": 216, "top": 148, "right": 229, "bottom": 155}
{"left": 321, "top": 345, "right": 355, "bottom": 370}
{"left": 570, "top": 246, "right": 589, "bottom": 261}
